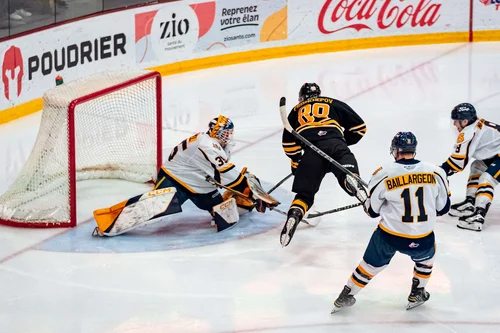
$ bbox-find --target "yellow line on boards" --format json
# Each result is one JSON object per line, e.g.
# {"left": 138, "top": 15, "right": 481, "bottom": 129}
{"left": 0, "top": 31, "right": 477, "bottom": 125}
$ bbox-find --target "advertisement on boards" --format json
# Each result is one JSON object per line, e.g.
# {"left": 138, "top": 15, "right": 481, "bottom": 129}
{"left": 288, "top": 0, "right": 469, "bottom": 42}
{"left": 135, "top": 0, "right": 288, "bottom": 65}
{"left": 0, "top": 14, "right": 134, "bottom": 111}
{"left": 475, "top": 0, "right": 500, "bottom": 31}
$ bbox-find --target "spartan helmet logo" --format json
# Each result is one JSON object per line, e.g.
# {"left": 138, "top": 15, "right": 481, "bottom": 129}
{"left": 2, "top": 46, "right": 24, "bottom": 101}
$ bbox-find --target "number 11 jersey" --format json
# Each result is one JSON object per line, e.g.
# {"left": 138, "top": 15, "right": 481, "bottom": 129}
{"left": 368, "top": 160, "right": 450, "bottom": 239}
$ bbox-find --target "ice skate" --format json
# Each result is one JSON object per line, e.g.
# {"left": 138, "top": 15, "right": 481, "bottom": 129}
{"left": 457, "top": 206, "right": 488, "bottom": 231}
{"left": 331, "top": 285, "right": 356, "bottom": 313}
{"left": 280, "top": 208, "right": 303, "bottom": 247}
{"left": 449, "top": 196, "right": 475, "bottom": 217}
{"left": 406, "top": 278, "right": 430, "bottom": 310}
{"left": 92, "top": 227, "right": 104, "bottom": 237}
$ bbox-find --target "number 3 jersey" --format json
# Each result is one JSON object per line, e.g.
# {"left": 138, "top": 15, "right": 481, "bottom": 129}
{"left": 281, "top": 96, "right": 366, "bottom": 162}
{"left": 161, "top": 132, "right": 246, "bottom": 194}
{"left": 443, "top": 118, "right": 500, "bottom": 174}
{"left": 368, "top": 160, "right": 450, "bottom": 239}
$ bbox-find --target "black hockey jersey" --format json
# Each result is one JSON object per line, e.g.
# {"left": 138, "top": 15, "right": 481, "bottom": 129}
{"left": 281, "top": 96, "right": 366, "bottom": 162}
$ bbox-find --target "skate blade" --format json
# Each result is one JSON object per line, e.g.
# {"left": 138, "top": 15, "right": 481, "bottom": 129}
{"left": 449, "top": 211, "right": 474, "bottom": 218}
{"left": 280, "top": 217, "right": 298, "bottom": 247}
{"left": 406, "top": 300, "right": 426, "bottom": 310}
{"left": 280, "top": 234, "right": 290, "bottom": 247}
{"left": 457, "top": 223, "right": 482, "bottom": 232}
{"left": 330, "top": 306, "right": 344, "bottom": 314}
{"left": 92, "top": 227, "right": 104, "bottom": 237}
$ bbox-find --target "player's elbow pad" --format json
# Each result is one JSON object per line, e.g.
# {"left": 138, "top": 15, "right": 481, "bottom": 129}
{"left": 436, "top": 197, "right": 451, "bottom": 216}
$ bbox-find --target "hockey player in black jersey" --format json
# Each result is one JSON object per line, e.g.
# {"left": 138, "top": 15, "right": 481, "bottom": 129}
{"left": 280, "top": 83, "right": 368, "bottom": 247}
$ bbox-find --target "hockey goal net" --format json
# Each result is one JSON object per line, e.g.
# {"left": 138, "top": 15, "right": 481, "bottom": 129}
{"left": 0, "top": 69, "right": 162, "bottom": 228}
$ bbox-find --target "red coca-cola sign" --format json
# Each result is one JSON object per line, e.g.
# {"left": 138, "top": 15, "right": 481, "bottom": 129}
{"left": 318, "top": 0, "right": 442, "bottom": 34}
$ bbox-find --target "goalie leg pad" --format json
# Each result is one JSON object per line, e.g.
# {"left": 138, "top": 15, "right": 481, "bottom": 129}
{"left": 93, "top": 187, "right": 181, "bottom": 237}
{"left": 222, "top": 191, "right": 254, "bottom": 215}
{"left": 212, "top": 197, "right": 240, "bottom": 232}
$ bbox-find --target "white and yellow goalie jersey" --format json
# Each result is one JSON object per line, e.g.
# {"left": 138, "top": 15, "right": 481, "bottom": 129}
{"left": 367, "top": 160, "right": 450, "bottom": 239}
{"left": 444, "top": 119, "right": 500, "bottom": 175}
{"left": 162, "top": 132, "right": 245, "bottom": 194}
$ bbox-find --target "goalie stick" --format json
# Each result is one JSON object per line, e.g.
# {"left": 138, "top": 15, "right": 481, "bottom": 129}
{"left": 279, "top": 97, "right": 368, "bottom": 188}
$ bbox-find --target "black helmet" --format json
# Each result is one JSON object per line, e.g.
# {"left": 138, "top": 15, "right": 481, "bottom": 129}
{"left": 451, "top": 103, "right": 477, "bottom": 123}
{"left": 390, "top": 132, "right": 417, "bottom": 155}
{"left": 298, "top": 83, "right": 321, "bottom": 102}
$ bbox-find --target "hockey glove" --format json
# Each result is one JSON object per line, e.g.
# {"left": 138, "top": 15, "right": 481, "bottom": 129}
{"left": 363, "top": 198, "right": 380, "bottom": 218}
{"left": 440, "top": 161, "right": 456, "bottom": 177}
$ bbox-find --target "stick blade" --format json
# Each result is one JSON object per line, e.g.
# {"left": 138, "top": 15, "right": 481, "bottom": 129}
{"left": 279, "top": 96, "right": 293, "bottom": 132}
{"left": 280, "top": 96, "right": 286, "bottom": 107}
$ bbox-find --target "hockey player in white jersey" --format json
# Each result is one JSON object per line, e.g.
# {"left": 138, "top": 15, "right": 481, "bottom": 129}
{"left": 93, "top": 115, "right": 277, "bottom": 236}
{"left": 155, "top": 115, "right": 276, "bottom": 231}
{"left": 440, "top": 103, "right": 500, "bottom": 231}
{"left": 331, "top": 132, "right": 450, "bottom": 313}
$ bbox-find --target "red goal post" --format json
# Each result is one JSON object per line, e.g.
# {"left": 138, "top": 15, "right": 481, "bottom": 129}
{"left": 0, "top": 69, "right": 162, "bottom": 228}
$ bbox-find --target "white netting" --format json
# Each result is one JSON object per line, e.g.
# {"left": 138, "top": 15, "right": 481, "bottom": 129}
{"left": 0, "top": 69, "right": 161, "bottom": 227}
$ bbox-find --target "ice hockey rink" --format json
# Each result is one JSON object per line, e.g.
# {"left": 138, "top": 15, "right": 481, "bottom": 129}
{"left": 1, "top": 41, "right": 500, "bottom": 333}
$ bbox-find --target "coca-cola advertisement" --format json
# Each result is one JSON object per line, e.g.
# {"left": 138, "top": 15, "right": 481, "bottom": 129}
{"left": 475, "top": 0, "right": 500, "bottom": 32}
{"left": 289, "top": 0, "right": 469, "bottom": 42}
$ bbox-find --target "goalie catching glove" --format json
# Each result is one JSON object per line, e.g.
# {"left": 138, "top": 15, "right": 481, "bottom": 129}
{"left": 208, "top": 170, "right": 280, "bottom": 214}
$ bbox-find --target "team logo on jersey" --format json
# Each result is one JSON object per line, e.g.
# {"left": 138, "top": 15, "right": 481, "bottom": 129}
{"left": 318, "top": 130, "right": 327, "bottom": 136}
{"left": 457, "top": 132, "right": 464, "bottom": 143}
{"left": 409, "top": 242, "right": 420, "bottom": 248}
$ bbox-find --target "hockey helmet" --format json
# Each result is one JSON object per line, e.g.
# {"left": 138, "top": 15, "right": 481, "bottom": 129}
{"left": 451, "top": 103, "right": 477, "bottom": 123}
{"left": 390, "top": 132, "right": 417, "bottom": 155}
{"left": 208, "top": 115, "right": 234, "bottom": 147}
{"left": 298, "top": 83, "right": 321, "bottom": 102}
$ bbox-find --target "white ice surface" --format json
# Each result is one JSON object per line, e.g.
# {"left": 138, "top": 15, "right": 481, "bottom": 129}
{"left": 1, "top": 42, "right": 500, "bottom": 332}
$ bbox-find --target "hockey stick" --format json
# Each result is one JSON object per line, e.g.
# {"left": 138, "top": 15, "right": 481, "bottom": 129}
{"left": 279, "top": 97, "right": 368, "bottom": 188}
{"left": 267, "top": 173, "right": 293, "bottom": 195}
{"left": 205, "top": 176, "right": 314, "bottom": 226}
{"left": 305, "top": 202, "right": 362, "bottom": 218}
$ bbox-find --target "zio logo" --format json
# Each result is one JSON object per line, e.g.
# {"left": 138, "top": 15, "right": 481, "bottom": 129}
{"left": 160, "top": 13, "right": 189, "bottom": 39}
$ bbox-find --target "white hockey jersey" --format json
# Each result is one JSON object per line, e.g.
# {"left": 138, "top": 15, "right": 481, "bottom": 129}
{"left": 162, "top": 132, "right": 245, "bottom": 194}
{"left": 368, "top": 160, "right": 450, "bottom": 239}
{"left": 445, "top": 119, "right": 500, "bottom": 172}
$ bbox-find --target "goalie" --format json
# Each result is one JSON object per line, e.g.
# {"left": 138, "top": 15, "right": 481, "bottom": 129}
{"left": 93, "top": 115, "right": 278, "bottom": 236}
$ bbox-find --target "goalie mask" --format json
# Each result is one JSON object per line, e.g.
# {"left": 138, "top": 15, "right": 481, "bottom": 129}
{"left": 208, "top": 115, "right": 234, "bottom": 148}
